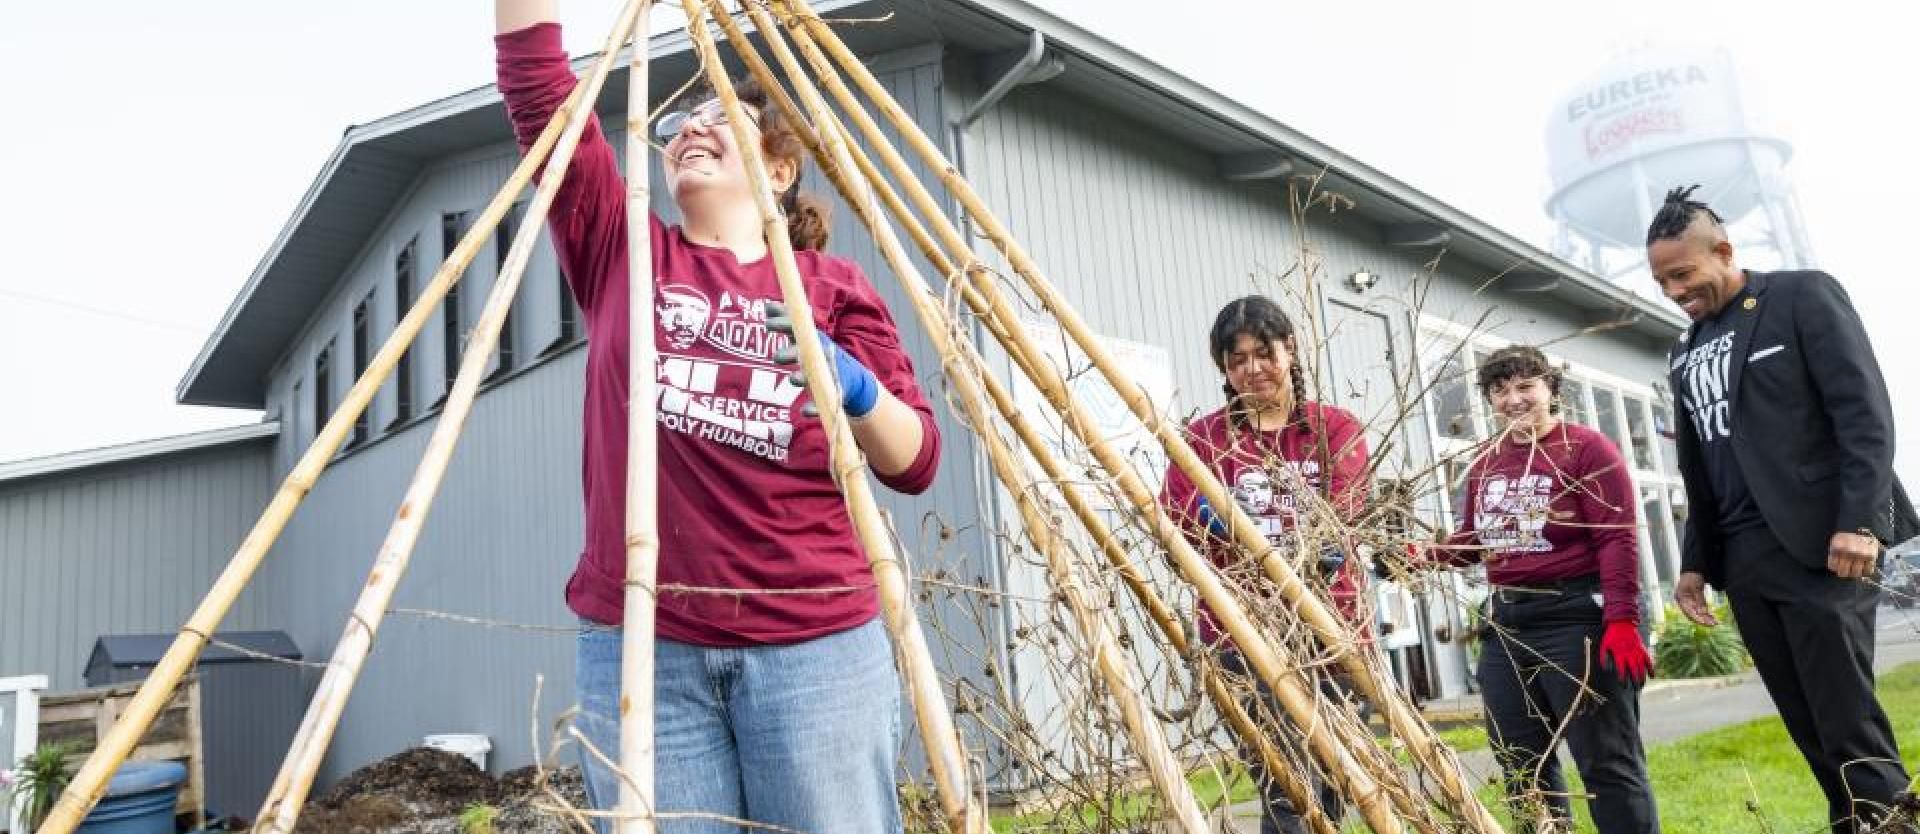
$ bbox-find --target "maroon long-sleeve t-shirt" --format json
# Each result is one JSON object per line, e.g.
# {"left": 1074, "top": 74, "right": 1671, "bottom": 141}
{"left": 1445, "top": 422, "right": 1641, "bottom": 623}
{"left": 1160, "top": 402, "right": 1372, "bottom": 645}
{"left": 497, "top": 23, "right": 941, "bottom": 645}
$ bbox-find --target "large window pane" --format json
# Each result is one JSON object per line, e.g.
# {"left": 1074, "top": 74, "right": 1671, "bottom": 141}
{"left": 1653, "top": 401, "right": 1681, "bottom": 478}
{"left": 1642, "top": 486, "right": 1678, "bottom": 585}
{"left": 1431, "top": 352, "right": 1477, "bottom": 440}
{"left": 1593, "top": 387, "right": 1630, "bottom": 454}
{"left": 1471, "top": 348, "right": 1494, "bottom": 431}
{"left": 1561, "top": 377, "right": 1593, "bottom": 427}
{"left": 1624, "top": 394, "right": 1655, "bottom": 471}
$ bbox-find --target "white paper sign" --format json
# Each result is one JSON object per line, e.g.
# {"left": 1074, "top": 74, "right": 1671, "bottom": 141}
{"left": 1007, "top": 316, "right": 1178, "bottom": 507}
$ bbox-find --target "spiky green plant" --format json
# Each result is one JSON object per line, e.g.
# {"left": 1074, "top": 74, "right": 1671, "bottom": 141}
{"left": 7, "top": 742, "right": 79, "bottom": 831}
{"left": 1653, "top": 603, "right": 1748, "bottom": 678}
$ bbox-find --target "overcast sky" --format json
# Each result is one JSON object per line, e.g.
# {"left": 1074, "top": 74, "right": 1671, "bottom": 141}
{"left": 3, "top": 1, "right": 1913, "bottom": 481}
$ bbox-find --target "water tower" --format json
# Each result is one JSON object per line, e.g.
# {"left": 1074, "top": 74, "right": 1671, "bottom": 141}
{"left": 1545, "top": 46, "right": 1815, "bottom": 282}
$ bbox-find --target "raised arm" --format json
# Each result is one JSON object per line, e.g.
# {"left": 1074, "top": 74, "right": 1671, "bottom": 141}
{"left": 494, "top": 2, "right": 632, "bottom": 313}
{"left": 497, "top": 0, "right": 558, "bottom": 33}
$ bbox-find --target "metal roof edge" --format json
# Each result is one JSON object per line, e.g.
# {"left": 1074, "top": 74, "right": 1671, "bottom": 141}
{"left": 170, "top": 12, "right": 766, "bottom": 407}
{"left": 0, "top": 422, "right": 281, "bottom": 486}
{"left": 175, "top": 126, "right": 366, "bottom": 406}
{"left": 957, "top": 0, "right": 1688, "bottom": 336}
{"left": 183, "top": 0, "right": 1682, "bottom": 410}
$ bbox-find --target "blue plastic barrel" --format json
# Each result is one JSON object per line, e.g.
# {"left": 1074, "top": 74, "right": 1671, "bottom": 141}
{"left": 77, "top": 760, "right": 187, "bottom": 834}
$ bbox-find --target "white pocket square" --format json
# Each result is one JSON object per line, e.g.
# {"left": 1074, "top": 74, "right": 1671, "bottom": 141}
{"left": 1750, "top": 345, "right": 1785, "bottom": 363}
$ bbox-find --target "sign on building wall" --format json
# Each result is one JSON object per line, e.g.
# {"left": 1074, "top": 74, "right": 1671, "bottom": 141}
{"left": 1006, "top": 316, "right": 1178, "bottom": 509}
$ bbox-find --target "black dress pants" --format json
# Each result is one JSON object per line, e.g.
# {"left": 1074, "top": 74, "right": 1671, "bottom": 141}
{"left": 1479, "top": 578, "right": 1660, "bottom": 834}
{"left": 1723, "top": 527, "right": 1911, "bottom": 834}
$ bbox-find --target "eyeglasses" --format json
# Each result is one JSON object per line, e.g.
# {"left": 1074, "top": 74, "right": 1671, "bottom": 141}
{"left": 654, "top": 101, "right": 762, "bottom": 142}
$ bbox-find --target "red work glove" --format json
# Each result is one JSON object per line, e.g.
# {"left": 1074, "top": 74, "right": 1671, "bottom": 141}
{"left": 1598, "top": 619, "right": 1652, "bottom": 686}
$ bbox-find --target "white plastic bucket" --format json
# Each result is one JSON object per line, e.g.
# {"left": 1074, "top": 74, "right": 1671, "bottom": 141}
{"left": 422, "top": 733, "right": 492, "bottom": 771}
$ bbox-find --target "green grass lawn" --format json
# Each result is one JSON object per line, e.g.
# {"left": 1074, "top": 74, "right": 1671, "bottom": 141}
{"left": 981, "top": 663, "right": 1920, "bottom": 832}
{"left": 1455, "top": 662, "right": 1920, "bottom": 834}
{"left": 987, "top": 766, "right": 1254, "bottom": 832}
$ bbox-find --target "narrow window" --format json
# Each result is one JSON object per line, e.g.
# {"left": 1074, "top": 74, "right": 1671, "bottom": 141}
{"left": 555, "top": 270, "right": 580, "bottom": 347}
{"left": 314, "top": 342, "right": 334, "bottom": 442}
{"left": 442, "top": 211, "right": 472, "bottom": 397}
{"left": 392, "top": 238, "right": 418, "bottom": 425}
{"left": 290, "top": 379, "right": 304, "bottom": 445}
{"left": 492, "top": 203, "right": 525, "bottom": 379}
{"left": 351, "top": 293, "right": 372, "bottom": 445}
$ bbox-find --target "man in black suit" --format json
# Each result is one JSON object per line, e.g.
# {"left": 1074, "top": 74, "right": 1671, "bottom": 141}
{"left": 1653, "top": 186, "right": 1919, "bottom": 833}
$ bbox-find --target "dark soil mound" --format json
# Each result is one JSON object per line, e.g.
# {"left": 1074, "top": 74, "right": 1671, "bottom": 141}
{"left": 311, "top": 747, "right": 497, "bottom": 818}
{"left": 281, "top": 749, "right": 590, "bottom": 834}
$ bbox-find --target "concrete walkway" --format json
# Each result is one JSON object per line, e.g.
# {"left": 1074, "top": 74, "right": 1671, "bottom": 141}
{"left": 1213, "top": 607, "right": 1920, "bottom": 833}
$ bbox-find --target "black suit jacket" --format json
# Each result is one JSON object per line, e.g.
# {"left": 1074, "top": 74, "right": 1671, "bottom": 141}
{"left": 1667, "top": 269, "right": 1918, "bottom": 587}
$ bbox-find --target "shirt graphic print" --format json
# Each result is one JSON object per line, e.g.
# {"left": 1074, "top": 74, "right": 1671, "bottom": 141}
{"left": 1232, "top": 459, "right": 1322, "bottom": 546}
{"left": 1677, "top": 329, "right": 1736, "bottom": 444}
{"left": 1474, "top": 472, "right": 1556, "bottom": 554}
{"left": 654, "top": 284, "right": 806, "bottom": 463}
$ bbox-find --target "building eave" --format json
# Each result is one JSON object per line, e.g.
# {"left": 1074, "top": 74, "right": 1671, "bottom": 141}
{"left": 0, "top": 423, "right": 281, "bottom": 486}
{"left": 181, "top": 0, "right": 1683, "bottom": 409}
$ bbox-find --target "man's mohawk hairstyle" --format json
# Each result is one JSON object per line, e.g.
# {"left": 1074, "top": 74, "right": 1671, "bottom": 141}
{"left": 1646, "top": 184, "right": 1726, "bottom": 246}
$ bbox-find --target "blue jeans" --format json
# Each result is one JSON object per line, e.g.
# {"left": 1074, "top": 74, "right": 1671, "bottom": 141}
{"left": 575, "top": 617, "right": 904, "bottom": 834}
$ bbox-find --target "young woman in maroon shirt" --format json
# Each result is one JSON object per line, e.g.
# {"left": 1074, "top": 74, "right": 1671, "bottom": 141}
{"left": 494, "top": 2, "right": 941, "bottom": 831}
{"left": 1161, "top": 295, "right": 1371, "bottom": 834}
{"left": 1437, "top": 345, "right": 1659, "bottom": 834}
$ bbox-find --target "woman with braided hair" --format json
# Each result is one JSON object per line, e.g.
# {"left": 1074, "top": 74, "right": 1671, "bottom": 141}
{"left": 495, "top": 1, "right": 942, "bottom": 831}
{"left": 1160, "top": 294, "right": 1372, "bottom": 834}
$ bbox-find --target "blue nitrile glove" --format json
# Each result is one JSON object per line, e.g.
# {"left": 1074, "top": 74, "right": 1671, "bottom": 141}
{"left": 768, "top": 302, "right": 881, "bottom": 419}
{"left": 1317, "top": 543, "right": 1348, "bottom": 578}
{"left": 1194, "top": 496, "right": 1230, "bottom": 538}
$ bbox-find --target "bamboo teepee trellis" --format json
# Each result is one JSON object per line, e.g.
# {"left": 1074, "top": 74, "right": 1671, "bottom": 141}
{"left": 249, "top": 4, "right": 657, "bottom": 831}
{"left": 705, "top": 5, "right": 1361, "bottom": 832}
{"left": 674, "top": 7, "right": 989, "bottom": 832}
{"left": 40, "top": 2, "right": 1513, "bottom": 832}
{"left": 762, "top": 1, "right": 1505, "bottom": 830}
{"left": 698, "top": 4, "right": 1209, "bottom": 832}
{"left": 32, "top": 8, "right": 623, "bottom": 832}
{"left": 747, "top": 3, "right": 1469, "bottom": 832}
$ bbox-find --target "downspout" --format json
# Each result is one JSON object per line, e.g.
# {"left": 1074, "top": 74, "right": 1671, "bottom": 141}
{"left": 946, "top": 30, "right": 1062, "bottom": 797}
{"left": 960, "top": 31, "right": 1054, "bottom": 131}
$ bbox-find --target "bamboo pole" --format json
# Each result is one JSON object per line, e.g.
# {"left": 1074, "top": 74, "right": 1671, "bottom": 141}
{"left": 762, "top": 7, "right": 1409, "bottom": 833}
{"left": 717, "top": 0, "right": 1189, "bottom": 656}
{"left": 777, "top": 5, "right": 1496, "bottom": 831}
{"left": 705, "top": 6, "right": 1206, "bottom": 831}
{"left": 960, "top": 383, "right": 1213, "bottom": 834}
{"left": 676, "top": 6, "right": 986, "bottom": 833}
{"left": 32, "top": 43, "right": 601, "bottom": 834}
{"left": 713, "top": 6, "right": 1340, "bottom": 831}
{"left": 743, "top": 52, "right": 1340, "bottom": 828}
{"left": 249, "top": 5, "right": 653, "bottom": 832}
{"left": 619, "top": 4, "right": 660, "bottom": 832}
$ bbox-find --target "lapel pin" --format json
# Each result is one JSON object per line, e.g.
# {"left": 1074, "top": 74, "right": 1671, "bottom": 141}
{"left": 1743, "top": 298, "right": 1758, "bottom": 311}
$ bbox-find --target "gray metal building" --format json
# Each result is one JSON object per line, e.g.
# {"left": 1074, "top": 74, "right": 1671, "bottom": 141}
{"left": 3, "top": 0, "right": 1690, "bottom": 798}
